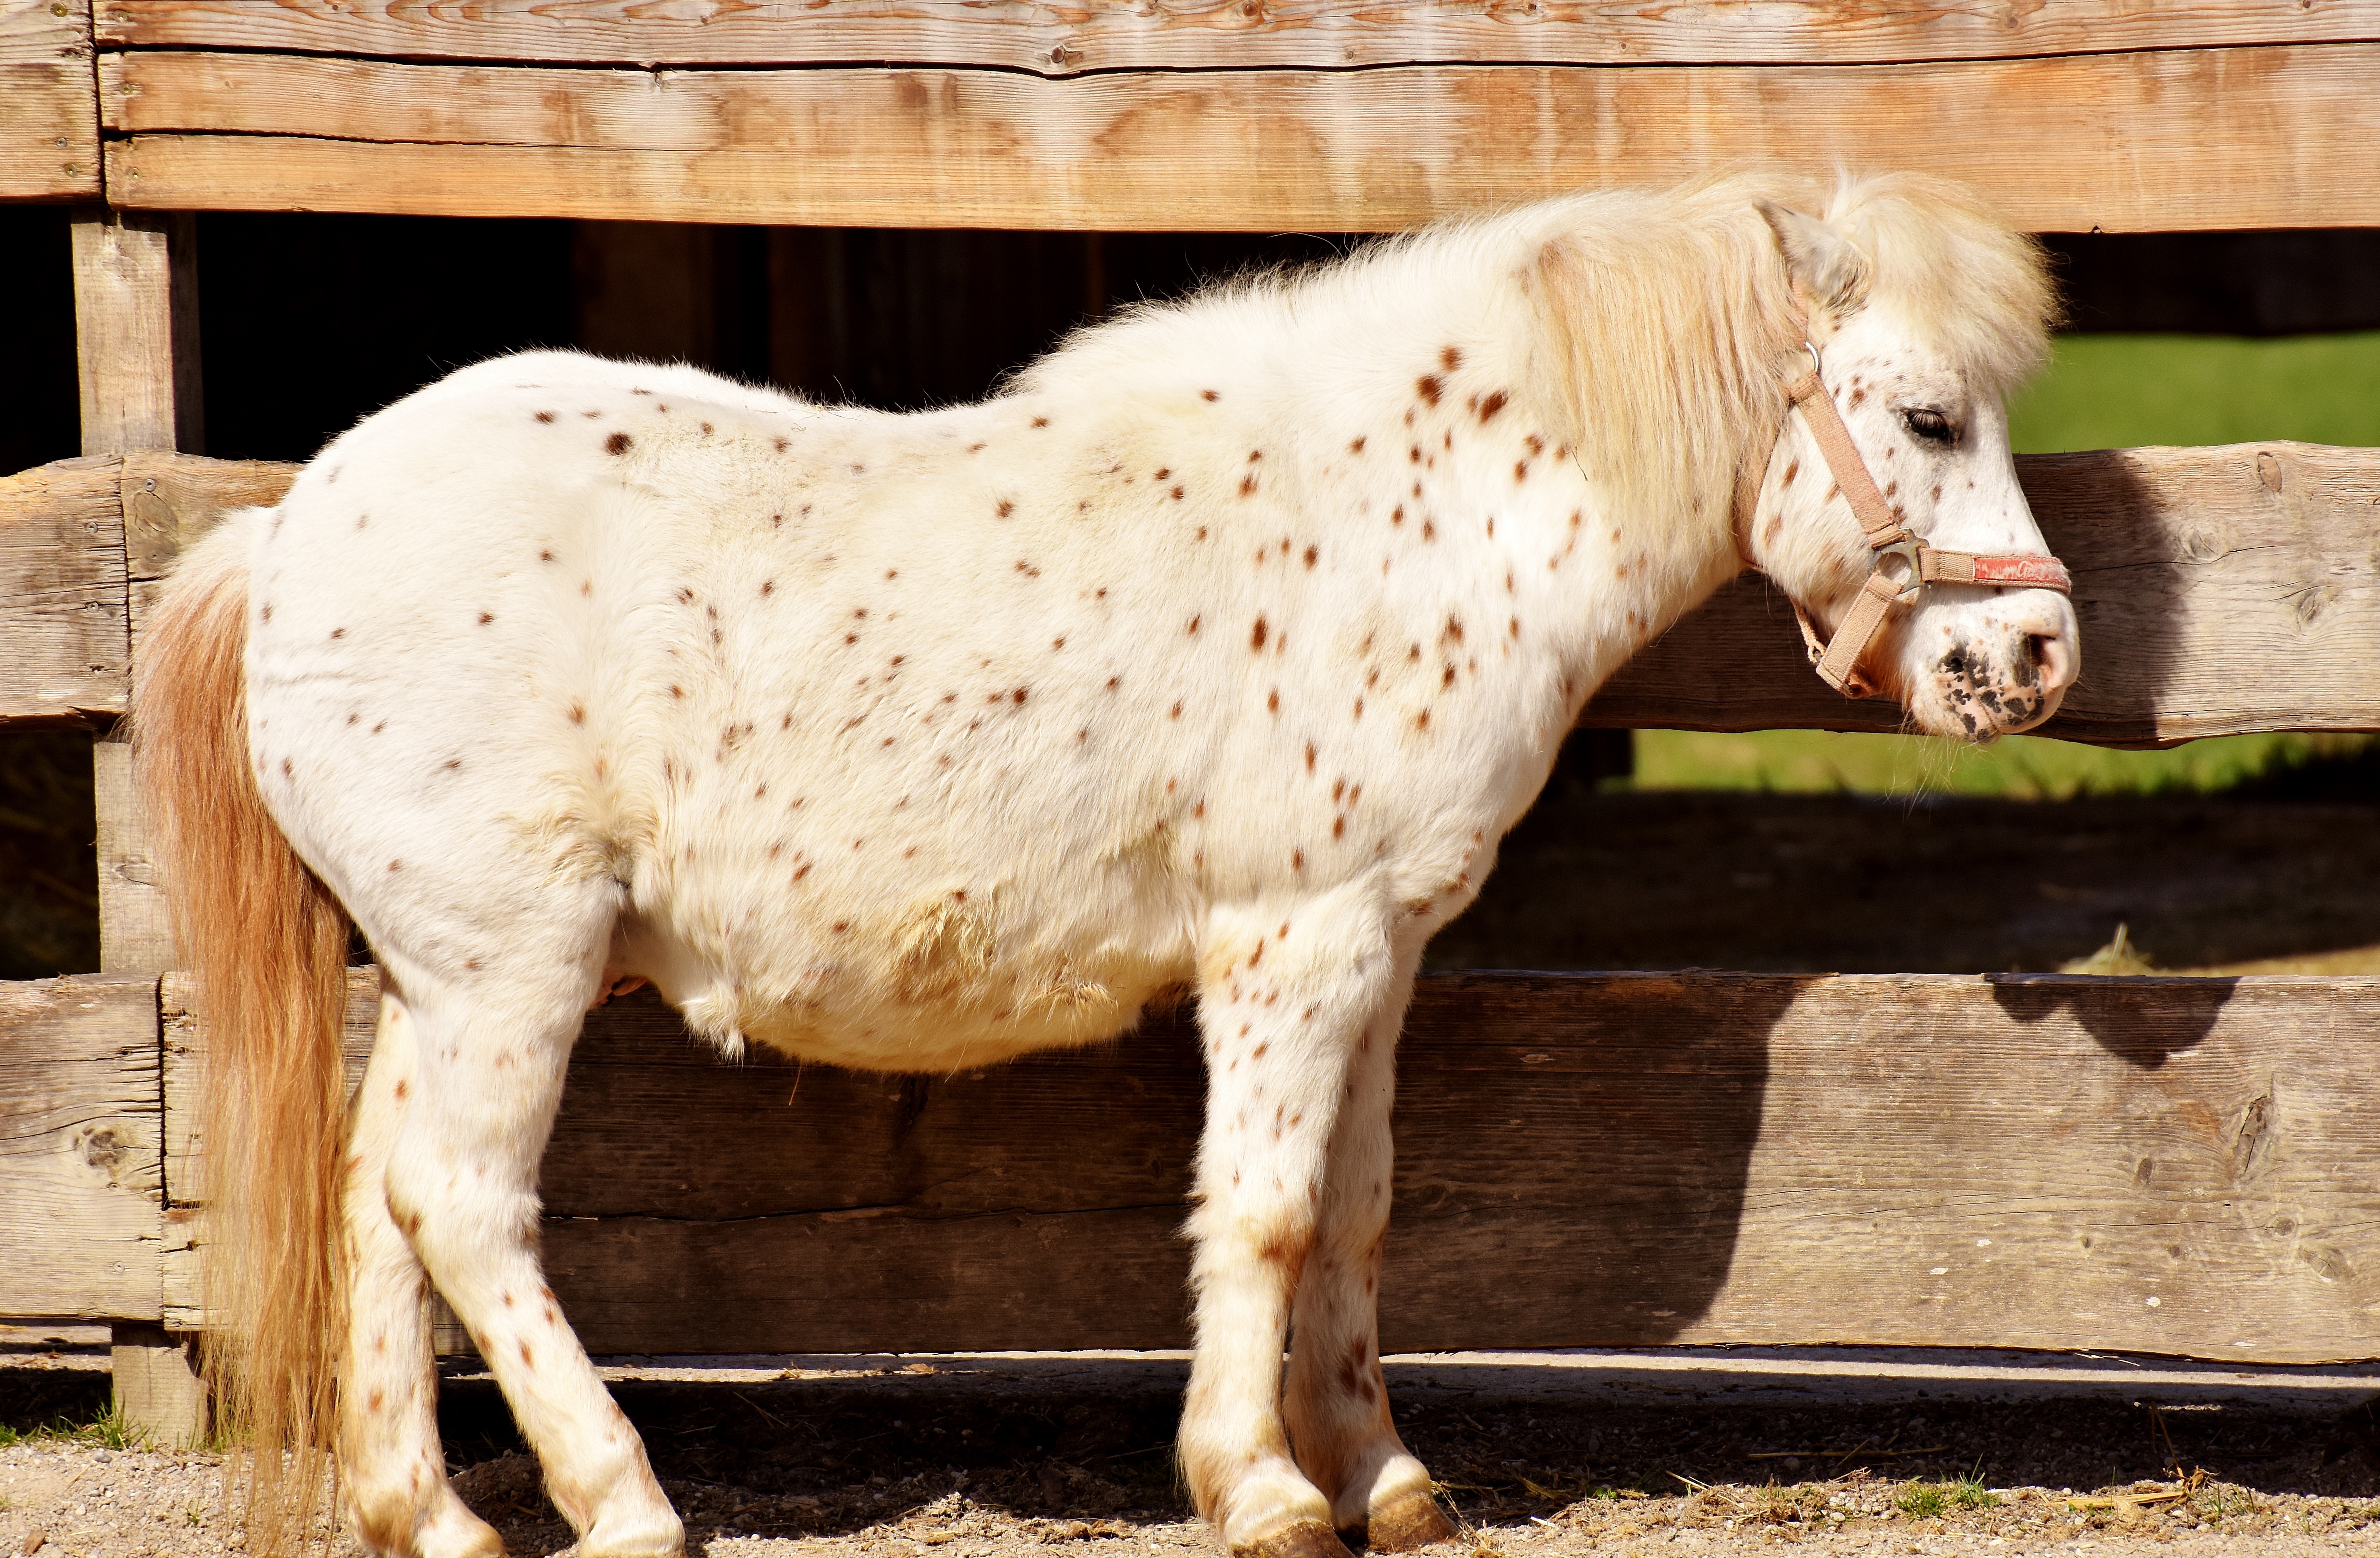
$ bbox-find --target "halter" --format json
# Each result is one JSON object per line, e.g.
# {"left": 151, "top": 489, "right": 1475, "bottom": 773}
{"left": 1743, "top": 339, "right": 2072, "bottom": 699}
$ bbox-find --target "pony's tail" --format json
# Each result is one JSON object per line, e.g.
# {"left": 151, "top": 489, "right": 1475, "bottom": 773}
{"left": 135, "top": 510, "right": 350, "bottom": 1551}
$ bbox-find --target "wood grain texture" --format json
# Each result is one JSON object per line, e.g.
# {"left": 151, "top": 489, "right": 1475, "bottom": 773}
{"left": 0, "top": 974, "right": 163, "bottom": 1322}
{"left": 109, "top": 1322, "right": 206, "bottom": 1447}
{"left": 94, "top": 738, "right": 175, "bottom": 975}
{"left": 119, "top": 449, "right": 295, "bottom": 582}
{"left": 3, "top": 444, "right": 2375, "bottom": 742}
{"left": 0, "top": 0, "right": 99, "bottom": 199}
{"left": 98, "top": 45, "right": 2380, "bottom": 231}
{"left": 151, "top": 970, "right": 2380, "bottom": 1362}
{"left": 71, "top": 211, "right": 203, "bottom": 457}
{"left": 0, "top": 455, "right": 129, "bottom": 726}
{"left": 87, "top": 0, "right": 2380, "bottom": 72}
{"left": 1585, "top": 441, "right": 2380, "bottom": 746}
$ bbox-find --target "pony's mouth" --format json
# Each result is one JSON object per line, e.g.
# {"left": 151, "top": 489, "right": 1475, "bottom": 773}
{"left": 1925, "top": 641, "right": 2063, "bottom": 740}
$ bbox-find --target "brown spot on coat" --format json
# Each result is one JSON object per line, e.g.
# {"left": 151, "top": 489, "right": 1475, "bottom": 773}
{"left": 1477, "top": 391, "right": 1508, "bottom": 423}
{"left": 605, "top": 431, "right": 632, "bottom": 455}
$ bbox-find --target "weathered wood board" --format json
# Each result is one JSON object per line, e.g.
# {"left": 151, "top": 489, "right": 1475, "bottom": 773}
{"left": 93, "top": 738, "right": 173, "bottom": 975}
{"left": 0, "top": 974, "right": 163, "bottom": 1321}
{"left": 0, "top": 456, "right": 130, "bottom": 726}
{"left": 71, "top": 211, "right": 203, "bottom": 458}
{"left": 6, "top": 445, "right": 2373, "bottom": 744}
{"left": 89, "top": 0, "right": 2380, "bottom": 72}
{"left": 98, "top": 45, "right": 2380, "bottom": 231}
{"left": 1585, "top": 441, "right": 2380, "bottom": 745}
{"left": 149, "top": 970, "right": 2380, "bottom": 1363}
{"left": 0, "top": 0, "right": 100, "bottom": 200}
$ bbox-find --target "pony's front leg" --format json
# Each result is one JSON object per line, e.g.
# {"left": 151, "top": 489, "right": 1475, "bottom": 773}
{"left": 384, "top": 952, "right": 682, "bottom": 1558}
{"left": 1182, "top": 889, "right": 1400, "bottom": 1558}
{"left": 1281, "top": 946, "right": 1456, "bottom": 1551}
{"left": 341, "top": 991, "right": 504, "bottom": 1558}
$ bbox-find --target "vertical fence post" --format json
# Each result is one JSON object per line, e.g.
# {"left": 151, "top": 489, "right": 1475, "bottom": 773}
{"left": 73, "top": 204, "right": 209, "bottom": 1446}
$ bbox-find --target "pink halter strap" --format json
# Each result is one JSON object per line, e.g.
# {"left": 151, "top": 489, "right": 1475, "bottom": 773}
{"left": 1750, "top": 342, "right": 2072, "bottom": 699}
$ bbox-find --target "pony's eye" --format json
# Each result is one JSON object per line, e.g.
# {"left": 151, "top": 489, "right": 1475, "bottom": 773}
{"left": 1901, "top": 408, "right": 1956, "bottom": 447}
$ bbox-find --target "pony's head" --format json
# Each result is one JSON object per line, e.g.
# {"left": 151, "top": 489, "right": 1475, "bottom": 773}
{"left": 1741, "top": 175, "right": 2077, "bottom": 739}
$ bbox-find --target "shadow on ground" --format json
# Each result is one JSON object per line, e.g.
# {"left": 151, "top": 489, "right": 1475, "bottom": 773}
{"left": 424, "top": 1373, "right": 2380, "bottom": 1546}
{"left": 9, "top": 1362, "right": 2379, "bottom": 1551}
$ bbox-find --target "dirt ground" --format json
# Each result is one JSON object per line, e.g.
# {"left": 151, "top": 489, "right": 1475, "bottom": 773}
{"left": 8, "top": 1339, "right": 2380, "bottom": 1558}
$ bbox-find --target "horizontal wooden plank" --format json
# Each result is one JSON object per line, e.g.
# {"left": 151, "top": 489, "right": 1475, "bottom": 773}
{"left": 6, "top": 442, "right": 2376, "bottom": 744}
{"left": 99, "top": 45, "right": 2380, "bottom": 230}
{"left": 0, "top": 973, "right": 163, "bottom": 1321}
{"left": 0, "top": 0, "right": 100, "bottom": 200}
{"left": 87, "top": 0, "right": 2380, "bottom": 72}
{"left": 1586, "top": 441, "right": 2380, "bottom": 746}
{"left": 0, "top": 455, "right": 129, "bottom": 726}
{"left": 120, "top": 447, "right": 299, "bottom": 583}
{"left": 154, "top": 970, "right": 2380, "bottom": 1362}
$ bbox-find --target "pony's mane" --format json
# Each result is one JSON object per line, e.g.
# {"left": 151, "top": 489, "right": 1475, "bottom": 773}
{"left": 1526, "top": 171, "right": 2055, "bottom": 565}
{"left": 1013, "top": 172, "right": 2053, "bottom": 562}
{"left": 1818, "top": 170, "right": 2059, "bottom": 396}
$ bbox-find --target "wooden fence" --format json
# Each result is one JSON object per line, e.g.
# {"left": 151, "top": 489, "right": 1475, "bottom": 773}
{"left": 2, "top": 0, "right": 2378, "bottom": 1445}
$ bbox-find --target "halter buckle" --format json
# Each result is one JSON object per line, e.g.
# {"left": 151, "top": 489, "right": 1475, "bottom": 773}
{"left": 1871, "top": 535, "right": 1925, "bottom": 606}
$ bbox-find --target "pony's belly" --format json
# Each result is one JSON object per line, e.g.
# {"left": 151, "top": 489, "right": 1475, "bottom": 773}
{"left": 732, "top": 964, "right": 1189, "bottom": 1073}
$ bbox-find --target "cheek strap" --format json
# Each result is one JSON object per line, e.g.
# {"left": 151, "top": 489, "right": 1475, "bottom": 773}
{"left": 1753, "top": 353, "right": 2072, "bottom": 700}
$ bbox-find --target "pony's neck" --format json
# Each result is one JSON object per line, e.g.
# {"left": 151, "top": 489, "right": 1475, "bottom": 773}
{"left": 1209, "top": 212, "right": 1758, "bottom": 724}
{"left": 1029, "top": 200, "right": 1765, "bottom": 742}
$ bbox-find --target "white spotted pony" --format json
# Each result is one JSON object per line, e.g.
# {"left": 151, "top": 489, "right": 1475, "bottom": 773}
{"left": 140, "top": 171, "right": 2074, "bottom": 1558}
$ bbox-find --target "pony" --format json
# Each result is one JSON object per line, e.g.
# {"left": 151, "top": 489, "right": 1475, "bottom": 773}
{"left": 138, "top": 170, "right": 2072, "bottom": 1558}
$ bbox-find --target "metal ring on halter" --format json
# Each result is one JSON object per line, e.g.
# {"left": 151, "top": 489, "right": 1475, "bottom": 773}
{"left": 1871, "top": 535, "right": 1925, "bottom": 606}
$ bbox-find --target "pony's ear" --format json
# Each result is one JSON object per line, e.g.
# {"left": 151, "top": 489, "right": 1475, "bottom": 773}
{"left": 1757, "top": 199, "right": 1870, "bottom": 319}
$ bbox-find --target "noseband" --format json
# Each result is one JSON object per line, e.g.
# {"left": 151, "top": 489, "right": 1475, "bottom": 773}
{"left": 1745, "top": 341, "right": 2072, "bottom": 700}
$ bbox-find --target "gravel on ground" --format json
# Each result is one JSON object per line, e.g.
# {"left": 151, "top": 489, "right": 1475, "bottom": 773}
{"left": 6, "top": 1338, "right": 2378, "bottom": 1558}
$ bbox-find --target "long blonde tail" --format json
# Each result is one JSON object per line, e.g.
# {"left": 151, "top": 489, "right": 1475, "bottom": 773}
{"left": 135, "top": 511, "right": 351, "bottom": 1548}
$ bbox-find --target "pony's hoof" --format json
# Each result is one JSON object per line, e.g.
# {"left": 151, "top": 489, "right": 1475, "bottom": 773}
{"left": 1234, "top": 1518, "right": 1356, "bottom": 1558}
{"left": 1363, "top": 1491, "right": 1459, "bottom": 1552}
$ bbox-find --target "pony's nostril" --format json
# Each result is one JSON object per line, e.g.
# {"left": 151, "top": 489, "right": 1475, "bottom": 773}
{"left": 2027, "top": 631, "right": 2073, "bottom": 693}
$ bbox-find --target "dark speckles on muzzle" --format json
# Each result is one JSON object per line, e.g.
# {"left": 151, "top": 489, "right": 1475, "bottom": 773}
{"left": 1937, "top": 638, "right": 2045, "bottom": 738}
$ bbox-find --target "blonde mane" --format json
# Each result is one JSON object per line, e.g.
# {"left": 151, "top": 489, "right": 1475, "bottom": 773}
{"left": 1528, "top": 171, "right": 2054, "bottom": 572}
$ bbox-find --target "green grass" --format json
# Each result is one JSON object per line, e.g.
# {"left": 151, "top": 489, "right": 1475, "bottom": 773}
{"left": 1897, "top": 1476, "right": 2000, "bottom": 1517}
{"left": 1629, "top": 730, "right": 2374, "bottom": 800}
{"left": 2008, "top": 331, "right": 2380, "bottom": 453}
{"left": 1633, "top": 332, "right": 2380, "bottom": 798}
{"left": 0, "top": 1405, "right": 146, "bottom": 1451}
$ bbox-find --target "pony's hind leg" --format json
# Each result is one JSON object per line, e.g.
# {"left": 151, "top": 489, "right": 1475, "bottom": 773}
{"left": 1180, "top": 888, "right": 1406, "bottom": 1558}
{"left": 379, "top": 909, "right": 682, "bottom": 1558}
{"left": 341, "top": 991, "right": 504, "bottom": 1558}
{"left": 1280, "top": 949, "right": 1456, "bottom": 1552}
